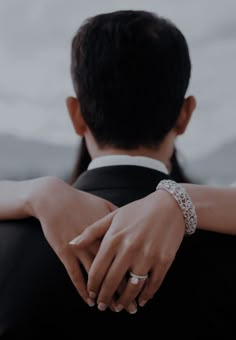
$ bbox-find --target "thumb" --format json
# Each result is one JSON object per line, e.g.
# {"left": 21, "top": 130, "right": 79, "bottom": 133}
{"left": 69, "top": 210, "right": 116, "bottom": 247}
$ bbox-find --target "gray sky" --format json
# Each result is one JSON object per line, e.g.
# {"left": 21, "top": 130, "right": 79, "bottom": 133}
{"left": 0, "top": 0, "right": 235, "bottom": 162}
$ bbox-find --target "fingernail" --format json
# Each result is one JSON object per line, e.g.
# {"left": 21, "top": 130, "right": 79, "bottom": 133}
{"left": 128, "top": 304, "right": 137, "bottom": 314}
{"left": 115, "top": 304, "right": 123, "bottom": 312}
{"left": 87, "top": 298, "right": 95, "bottom": 307}
{"left": 89, "top": 291, "right": 96, "bottom": 299}
{"left": 69, "top": 235, "right": 82, "bottom": 245}
{"left": 98, "top": 302, "right": 107, "bottom": 311}
{"left": 139, "top": 300, "right": 147, "bottom": 307}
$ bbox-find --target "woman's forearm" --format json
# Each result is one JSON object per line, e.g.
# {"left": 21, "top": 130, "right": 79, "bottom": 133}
{"left": 0, "top": 179, "right": 44, "bottom": 219}
{"left": 182, "top": 184, "right": 236, "bottom": 234}
{"left": 0, "top": 177, "right": 62, "bottom": 220}
{"left": 0, "top": 177, "right": 116, "bottom": 223}
{"left": 0, "top": 178, "right": 236, "bottom": 236}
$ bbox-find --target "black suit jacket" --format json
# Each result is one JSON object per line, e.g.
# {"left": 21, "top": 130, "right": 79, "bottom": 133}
{"left": 0, "top": 165, "right": 236, "bottom": 338}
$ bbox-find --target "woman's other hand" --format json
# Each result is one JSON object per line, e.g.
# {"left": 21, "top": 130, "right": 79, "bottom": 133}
{"left": 25, "top": 176, "right": 116, "bottom": 304}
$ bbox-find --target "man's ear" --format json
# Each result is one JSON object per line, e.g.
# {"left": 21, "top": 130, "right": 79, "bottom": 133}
{"left": 66, "top": 96, "right": 87, "bottom": 136}
{"left": 174, "top": 96, "right": 196, "bottom": 135}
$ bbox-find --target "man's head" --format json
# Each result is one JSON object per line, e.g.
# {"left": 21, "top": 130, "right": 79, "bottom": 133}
{"left": 67, "top": 10, "right": 196, "bottom": 159}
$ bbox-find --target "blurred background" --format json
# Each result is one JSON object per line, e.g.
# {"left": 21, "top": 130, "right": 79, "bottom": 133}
{"left": 0, "top": 0, "right": 235, "bottom": 185}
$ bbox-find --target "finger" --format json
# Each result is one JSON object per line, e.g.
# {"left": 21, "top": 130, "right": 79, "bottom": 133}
{"left": 109, "top": 278, "right": 137, "bottom": 314}
{"left": 109, "top": 277, "right": 127, "bottom": 311}
{"left": 108, "top": 201, "right": 118, "bottom": 212}
{"left": 73, "top": 248, "right": 93, "bottom": 275}
{"left": 116, "top": 277, "right": 127, "bottom": 296}
{"left": 138, "top": 263, "right": 171, "bottom": 307}
{"left": 113, "top": 298, "right": 138, "bottom": 314}
{"left": 60, "top": 249, "right": 92, "bottom": 306}
{"left": 71, "top": 246, "right": 98, "bottom": 306}
{"left": 76, "top": 251, "right": 96, "bottom": 304}
{"left": 69, "top": 211, "right": 116, "bottom": 246}
{"left": 96, "top": 252, "right": 130, "bottom": 311}
{"left": 114, "top": 265, "right": 149, "bottom": 312}
{"left": 126, "top": 301, "right": 138, "bottom": 314}
{"left": 116, "top": 278, "right": 140, "bottom": 314}
{"left": 114, "top": 279, "right": 145, "bottom": 313}
{"left": 86, "top": 239, "right": 116, "bottom": 303}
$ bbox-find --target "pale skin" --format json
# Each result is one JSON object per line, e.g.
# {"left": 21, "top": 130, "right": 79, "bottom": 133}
{"left": 73, "top": 184, "right": 236, "bottom": 312}
{"left": 2, "top": 178, "right": 236, "bottom": 313}
{"left": 1, "top": 95, "right": 236, "bottom": 313}
{"left": 0, "top": 177, "right": 116, "bottom": 307}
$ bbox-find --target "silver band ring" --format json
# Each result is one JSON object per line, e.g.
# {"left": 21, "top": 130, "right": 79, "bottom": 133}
{"left": 129, "top": 271, "right": 148, "bottom": 285}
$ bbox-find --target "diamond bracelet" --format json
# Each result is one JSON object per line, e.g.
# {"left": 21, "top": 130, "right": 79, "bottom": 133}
{"left": 156, "top": 179, "right": 197, "bottom": 235}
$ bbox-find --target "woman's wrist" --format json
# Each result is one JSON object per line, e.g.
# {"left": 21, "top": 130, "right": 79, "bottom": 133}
{"left": 149, "top": 188, "right": 186, "bottom": 234}
{"left": 0, "top": 179, "right": 52, "bottom": 220}
{"left": 156, "top": 180, "right": 197, "bottom": 235}
{"left": 24, "top": 176, "right": 65, "bottom": 219}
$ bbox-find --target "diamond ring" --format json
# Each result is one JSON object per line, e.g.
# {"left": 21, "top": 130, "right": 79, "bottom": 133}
{"left": 129, "top": 271, "right": 148, "bottom": 285}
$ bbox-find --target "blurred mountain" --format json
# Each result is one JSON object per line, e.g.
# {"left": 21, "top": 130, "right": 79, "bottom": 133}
{"left": 0, "top": 134, "right": 235, "bottom": 186}
{"left": 185, "top": 138, "right": 236, "bottom": 186}
{"left": 0, "top": 134, "right": 77, "bottom": 181}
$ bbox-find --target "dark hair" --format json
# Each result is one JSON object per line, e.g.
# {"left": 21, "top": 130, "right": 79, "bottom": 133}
{"left": 70, "top": 138, "right": 91, "bottom": 183}
{"left": 70, "top": 10, "right": 191, "bottom": 150}
{"left": 169, "top": 148, "right": 191, "bottom": 183}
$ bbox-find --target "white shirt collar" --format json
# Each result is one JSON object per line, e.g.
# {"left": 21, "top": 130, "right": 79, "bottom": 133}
{"left": 88, "top": 155, "right": 169, "bottom": 174}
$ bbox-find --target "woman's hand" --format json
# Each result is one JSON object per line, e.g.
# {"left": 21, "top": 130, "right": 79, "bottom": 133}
{"left": 70, "top": 190, "right": 185, "bottom": 311}
{"left": 25, "top": 176, "right": 116, "bottom": 304}
{"left": 0, "top": 176, "right": 137, "bottom": 311}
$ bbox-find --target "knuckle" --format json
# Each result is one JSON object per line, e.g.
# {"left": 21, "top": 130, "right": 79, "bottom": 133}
{"left": 109, "top": 235, "right": 121, "bottom": 249}
{"left": 158, "top": 252, "right": 174, "bottom": 267}
{"left": 103, "top": 233, "right": 119, "bottom": 249}
{"left": 106, "top": 230, "right": 140, "bottom": 254}
{"left": 123, "top": 238, "right": 139, "bottom": 253}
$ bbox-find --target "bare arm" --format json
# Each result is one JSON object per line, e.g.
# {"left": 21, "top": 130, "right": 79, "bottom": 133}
{"left": 0, "top": 177, "right": 116, "bottom": 305}
{"left": 72, "top": 183, "right": 236, "bottom": 311}
{"left": 0, "top": 179, "right": 235, "bottom": 235}
{"left": 0, "top": 179, "right": 34, "bottom": 219}
{"left": 1, "top": 178, "right": 236, "bottom": 311}
{"left": 182, "top": 184, "right": 236, "bottom": 234}
{"left": 0, "top": 177, "right": 141, "bottom": 312}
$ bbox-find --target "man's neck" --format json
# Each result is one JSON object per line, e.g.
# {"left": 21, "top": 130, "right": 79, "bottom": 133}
{"left": 84, "top": 131, "right": 175, "bottom": 171}
{"left": 91, "top": 148, "right": 174, "bottom": 174}
{"left": 93, "top": 147, "right": 167, "bottom": 162}
{"left": 88, "top": 154, "right": 169, "bottom": 174}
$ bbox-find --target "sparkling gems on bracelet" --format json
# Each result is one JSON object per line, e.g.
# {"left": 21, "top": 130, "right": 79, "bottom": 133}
{"left": 156, "top": 180, "right": 197, "bottom": 235}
